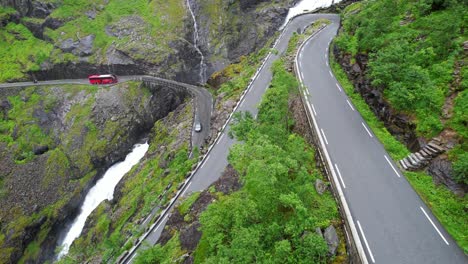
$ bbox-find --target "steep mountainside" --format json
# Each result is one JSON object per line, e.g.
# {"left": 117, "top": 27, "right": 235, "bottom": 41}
{"left": 334, "top": 0, "right": 467, "bottom": 189}
{"left": 0, "top": 82, "right": 187, "bottom": 263}
{"left": 0, "top": 0, "right": 297, "bottom": 84}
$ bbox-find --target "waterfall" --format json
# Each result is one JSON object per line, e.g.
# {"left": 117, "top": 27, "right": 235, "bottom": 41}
{"left": 281, "top": 0, "right": 342, "bottom": 29}
{"left": 56, "top": 142, "right": 149, "bottom": 259}
{"left": 186, "top": 0, "right": 207, "bottom": 84}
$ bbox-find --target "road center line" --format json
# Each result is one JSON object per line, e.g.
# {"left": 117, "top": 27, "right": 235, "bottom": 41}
{"left": 311, "top": 103, "right": 317, "bottom": 116}
{"left": 361, "top": 122, "right": 373, "bottom": 138}
{"left": 420, "top": 207, "right": 450, "bottom": 245}
{"left": 357, "top": 221, "right": 376, "bottom": 263}
{"left": 384, "top": 155, "right": 401, "bottom": 178}
{"left": 334, "top": 163, "right": 346, "bottom": 189}
{"left": 336, "top": 83, "right": 342, "bottom": 92}
{"left": 346, "top": 100, "right": 355, "bottom": 111}
{"left": 320, "top": 128, "right": 329, "bottom": 145}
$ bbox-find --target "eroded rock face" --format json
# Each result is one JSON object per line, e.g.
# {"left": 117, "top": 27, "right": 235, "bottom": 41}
{"left": 0, "top": 81, "right": 188, "bottom": 263}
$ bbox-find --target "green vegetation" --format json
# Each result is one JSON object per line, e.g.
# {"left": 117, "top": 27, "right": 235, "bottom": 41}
{"left": 331, "top": 55, "right": 468, "bottom": 253}
{"left": 334, "top": 0, "right": 467, "bottom": 137}
{"left": 0, "top": 23, "right": 53, "bottom": 82}
{"left": 136, "top": 57, "right": 342, "bottom": 263}
{"left": 332, "top": 1, "right": 468, "bottom": 252}
{"left": 59, "top": 102, "right": 198, "bottom": 263}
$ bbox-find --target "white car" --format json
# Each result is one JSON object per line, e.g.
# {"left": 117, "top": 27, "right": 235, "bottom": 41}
{"left": 194, "top": 122, "right": 202, "bottom": 132}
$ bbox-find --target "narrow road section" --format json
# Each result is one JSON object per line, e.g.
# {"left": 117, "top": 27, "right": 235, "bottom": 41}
{"left": 297, "top": 14, "right": 467, "bottom": 264}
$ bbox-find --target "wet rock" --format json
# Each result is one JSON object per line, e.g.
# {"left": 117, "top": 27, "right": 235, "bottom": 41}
{"left": 428, "top": 157, "right": 467, "bottom": 196}
{"left": 33, "top": 145, "right": 49, "bottom": 155}
{"left": 43, "top": 17, "right": 64, "bottom": 30}
{"left": 315, "top": 179, "right": 327, "bottom": 195}
{"left": 85, "top": 10, "right": 97, "bottom": 20}
{"left": 324, "top": 225, "right": 339, "bottom": 256}
{"left": 180, "top": 222, "right": 202, "bottom": 251}
{"left": 315, "top": 227, "right": 323, "bottom": 238}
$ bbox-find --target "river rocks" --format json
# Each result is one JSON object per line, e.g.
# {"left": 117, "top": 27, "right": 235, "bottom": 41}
{"left": 323, "top": 225, "right": 339, "bottom": 256}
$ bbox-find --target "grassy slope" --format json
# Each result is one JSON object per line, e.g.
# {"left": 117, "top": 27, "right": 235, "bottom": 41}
{"left": 0, "top": 0, "right": 185, "bottom": 82}
{"left": 331, "top": 1, "right": 467, "bottom": 253}
{"left": 135, "top": 30, "right": 344, "bottom": 263}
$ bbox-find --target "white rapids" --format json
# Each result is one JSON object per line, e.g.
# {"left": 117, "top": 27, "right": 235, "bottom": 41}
{"left": 56, "top": 142, "right": 149, "bottom": 259}
{"left": 282, "top": 0, "right": 343, "bottom": 28}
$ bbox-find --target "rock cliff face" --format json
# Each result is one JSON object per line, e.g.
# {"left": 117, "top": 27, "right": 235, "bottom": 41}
{"left": 1, "top": 0, "right": 298, "bottom": 84}
{"left": 0, "top": 82, "right": 188, "bottom": 263}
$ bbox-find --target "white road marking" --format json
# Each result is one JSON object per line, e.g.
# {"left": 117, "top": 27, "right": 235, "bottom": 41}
{"left": 217, "top": 134, "right": 225, "bottom": 144}
{"left": 384, "top": 155, "right": 401, "bottom": 178}
{"left": 326, "top": 47, "right": 329, "bottom": 52}
{"left": 361, "top": 122, "right": 373, "bottom": 138}
{"left": 346, "top": 100, "right": 355, "bottom": 111}
{"left": 200, "top": 155, "right": 210, "bottom": 169}
{"left": 128, "top": 253, "right": 138, "bottom": 263}
{"left": 154, "top": 215, "right": 168, "bottom": 233}
{"left": 336, "top": 83, "right": 342, "bottom": 92}
{"left": 305, "top": 88, "right": 310, "bottom": 96}
{"left": 320, "top": 128, "right": 329, "bottom": 145}
{"left": 300, "top": 71, "right": 305, "bottom": 81}
{"left": 420, "top": 207, "right": 450, "bottom": 245}
{"left": 357, "top": 221, "right": 376, "bottom": 263}
{"left": 311, "top": 104, "right": 317, "bottom": 116}
{"left": 325, "top": 54, "right": 327, "bottom": 59}
{"left": 329, "top": 70, "right": 333, "bottom": 77}
{"left": 181, "top": 182, "right": 192, "bottom": 196}
{"left": 334, "top": 163, "right": 346, "bottom": 189}
{"left": 326, "top": 61, "right": 329, "bottom": 66}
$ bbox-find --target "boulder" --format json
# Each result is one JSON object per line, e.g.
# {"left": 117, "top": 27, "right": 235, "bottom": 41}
{"left": 315, "top": 179, "right": 327, "bottom": 195}
{"left": 324, "top": 225, "right": 339, "bottom": 256}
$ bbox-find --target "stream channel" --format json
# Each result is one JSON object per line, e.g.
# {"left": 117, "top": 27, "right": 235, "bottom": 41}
{"left": 56, "top": 142, "right": 149, "bottom": 259}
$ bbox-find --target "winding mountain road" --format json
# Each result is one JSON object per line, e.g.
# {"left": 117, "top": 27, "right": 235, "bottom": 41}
{"left": 296, "top": 14, "right": 467, "bottom": 264}
{"left": 2, "top": 12, "right": 465, "bottom": 264}
{"left": 123, "top": 13, "right": 466, "bottom": 264}
{"left": 0, "top": 75, "right": 212, "bottom": 148}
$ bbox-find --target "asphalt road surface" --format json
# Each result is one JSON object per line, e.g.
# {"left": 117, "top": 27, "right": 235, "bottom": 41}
{"left": 122, "top": 13, "right": 346, "bottom": 263}
{"left": 297, "top": 14, "right": 467, "bottom": 264}
{"left": 0, "top": 75, "right": 211, "bottom": 148}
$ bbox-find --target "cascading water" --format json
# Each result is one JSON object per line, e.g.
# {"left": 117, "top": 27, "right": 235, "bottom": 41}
{"left": 186, "top": 0, "right": 207, "bottom": 84}
{"left": 56, "top": 142, "right": 149, "bottom": 259}
{"left": 281, "top": 0, "right": 342, "bottom": 28}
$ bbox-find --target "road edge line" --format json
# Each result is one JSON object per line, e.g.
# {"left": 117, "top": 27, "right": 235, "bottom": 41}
{"left": 295, "top": 23, "right": 369, "bottom": 264}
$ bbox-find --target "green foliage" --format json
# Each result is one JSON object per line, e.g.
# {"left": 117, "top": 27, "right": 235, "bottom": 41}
{"left": 194, "top": 59, "right": 338, "bottom": 263}
{"left": 134, "top": 232, "right": 184, "bottom": 264}
{"left": 178, "top": 192, "right": 201, "bottom": 215}
{"left": 330, "top": 56, "right": 410, "bottom": 160}
{"left": 0, "top": 23, "right": 53, "bottom": 82}
{"left": 405, "top": 170, "right": 468, "bottom": 252}
{"left": 336, "top": 0, "right": 466, "bottom": 137}
{"left": 452, "top": 151, "right": 468, "bottom": 185}
{"left": 0, "top": 88, "right": 55, "bottom": 162}
{"left": 332, "top": 16, "right": 468, "bottom": 251}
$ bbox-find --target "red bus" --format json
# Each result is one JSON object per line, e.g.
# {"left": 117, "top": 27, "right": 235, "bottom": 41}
{"left": 88, "top": 74, "right": 118, "bottom": 85}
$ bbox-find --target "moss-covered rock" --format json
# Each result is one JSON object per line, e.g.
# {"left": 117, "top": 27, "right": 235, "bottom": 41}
{"left": 0, "top": 81, "right": 188, "bottom": 263}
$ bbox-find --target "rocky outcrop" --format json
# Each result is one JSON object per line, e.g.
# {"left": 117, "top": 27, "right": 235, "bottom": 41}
{"left": 333, "top": 50, "right": 421, "bottom": 151}
{"left": 0, "top": 81, "right": 189, "bottom": 263}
